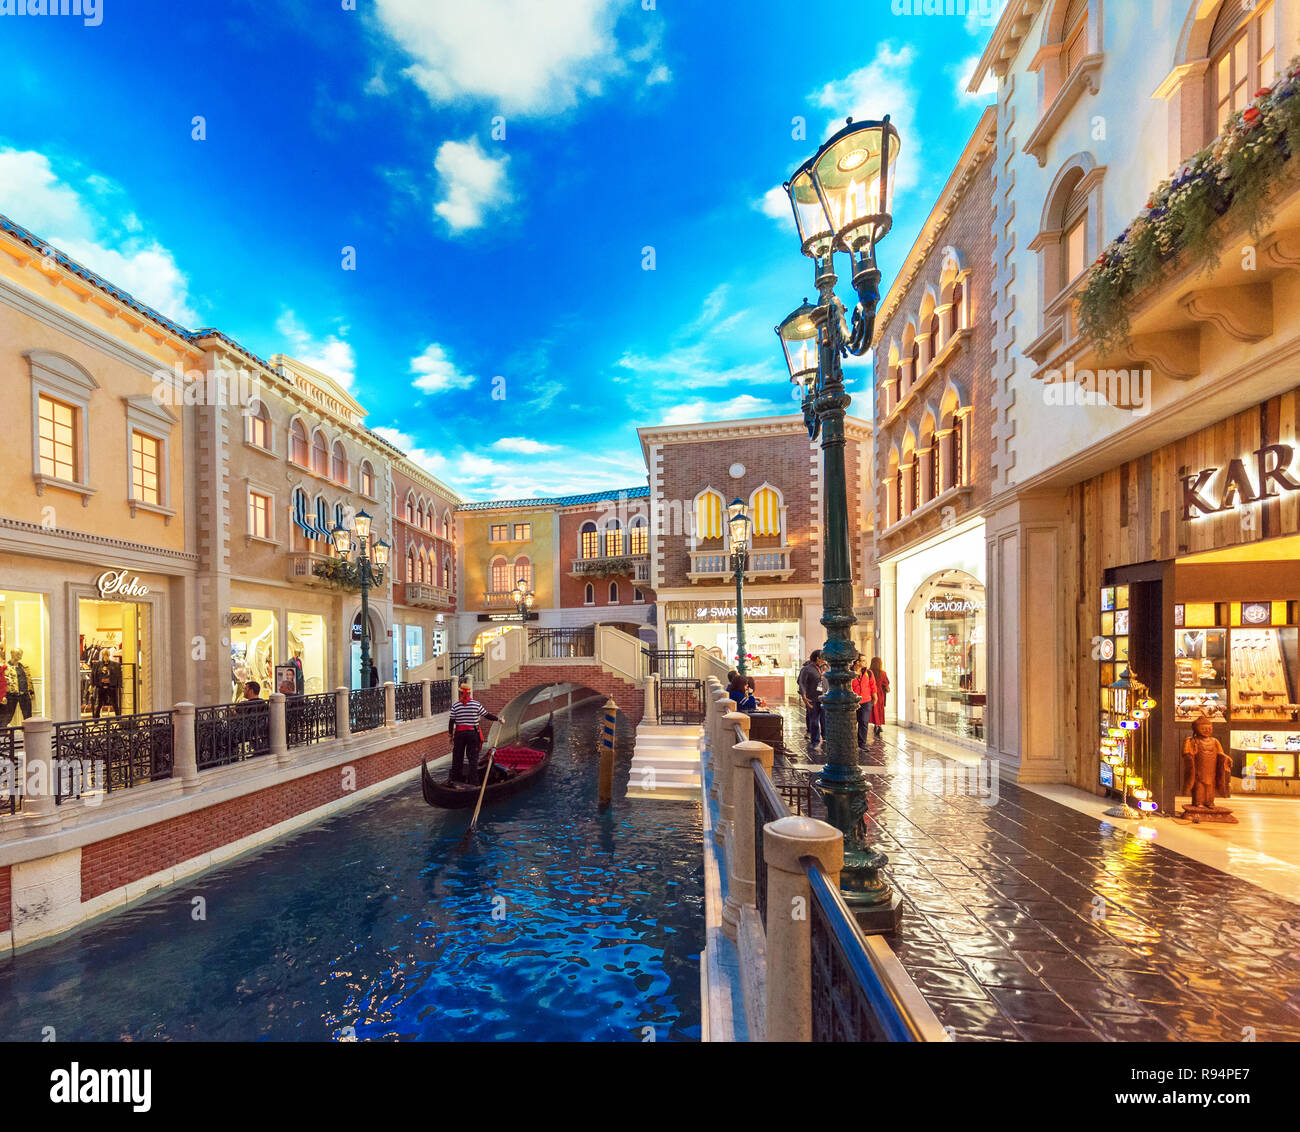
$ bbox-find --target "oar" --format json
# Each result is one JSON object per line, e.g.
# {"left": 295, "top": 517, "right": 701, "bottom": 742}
{"left": 458, "top": 718, "right": 501, "bottom": 850}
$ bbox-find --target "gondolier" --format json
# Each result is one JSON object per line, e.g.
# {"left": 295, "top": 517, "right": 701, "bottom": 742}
{"left": 448, "top": 684, "right": 499, "bottom": 785}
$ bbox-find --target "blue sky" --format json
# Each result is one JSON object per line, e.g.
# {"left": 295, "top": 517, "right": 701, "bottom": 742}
{"left": 0, "top": 0, "right": 999, "bottom": 499}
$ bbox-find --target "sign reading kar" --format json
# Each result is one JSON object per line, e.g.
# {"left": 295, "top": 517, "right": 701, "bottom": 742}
{"left": 1181, "top": 444, "right": 1300, "bottom": 520}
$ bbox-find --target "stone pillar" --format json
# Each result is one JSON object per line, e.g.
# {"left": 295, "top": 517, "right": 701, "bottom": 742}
{"left": 764, "top": 815, "right": 844, "bottom": 1043}
{"left": 20, "top": 717, "right": 57, "bottom": 823}
{"left": 722, "top": 738, "right": 773, "bottom": 942}
{"left": 718, "top": 710, "right": 750, "bottom": 827}
{"left": 384, "top": 680, "right": 396, "bottom": 728}
{"left": 421, "top": 678, "right": 432, "bottom": 718}
{"left": 172, "top": 702, "right": 199, "bottom": 790}
{"left": 269, "top": 692, "right": 288, "bottom": 765}
{"left": 335, "top": 686, "right": 351, "bottom": 740}
{"left": 643, "top": 674, "right": 659, "bottom": 725}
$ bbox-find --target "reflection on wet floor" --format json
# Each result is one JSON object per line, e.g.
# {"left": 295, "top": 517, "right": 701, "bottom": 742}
{"left": 774, "top": 709, "right": 1300, "bottom": 1042}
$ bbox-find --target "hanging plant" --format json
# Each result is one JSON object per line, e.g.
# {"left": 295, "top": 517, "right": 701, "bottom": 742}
{"left": 312, "top": 558, "right": 364, "bottom": 591}
{"left": 1078, "top": 58, "right": 1300, "bottom": 356}
{"left": 574, "top": 557, "right": 634, "bottom": 578}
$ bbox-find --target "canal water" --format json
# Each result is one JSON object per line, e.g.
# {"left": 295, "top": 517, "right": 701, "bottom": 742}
{"left": 0, "top": 701, "right": 703, "bottom": 1042}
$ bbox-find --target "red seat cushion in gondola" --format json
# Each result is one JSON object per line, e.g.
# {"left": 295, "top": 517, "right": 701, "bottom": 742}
{"left": 493, "top": 745, "right": 545, "bottom": 771}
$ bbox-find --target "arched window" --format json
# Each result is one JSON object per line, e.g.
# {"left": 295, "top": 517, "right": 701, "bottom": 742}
{"left": 316, "top": 497, "right": 330, "bottom": 539}
{"left": 604, "top": 521, "right": 624, "bottom": 557}
{"left": 443, "top": 555, "right": 451, "bottom": 588}
{"left": 407, "top": 547, "right": 417, "bottom": 584}
{"left": 584, "top": 582, "right": 594, "bottom": 605}
{"left": 750, "top": 486, "right": 781, "bottom": 537}
{"left": 289, "top": 419, "right": 309, "bottom": 466}
{"left": 311, "top": 430, "right": 329, "bottom": 475}
{"left": 334, "top": 502, "right": 345, "bottom": 531}
{"left": 292, "top": 487, "right": 308, "bottom": 526}
{"left": 951, "top": 416, "right": 966, "bottom": 489}
{"left": 246, "top": 401, "right": 271, "bottom": 450}
{"left": 405, "top": 494, "right": 415, "bottom": 524}
{"left": 628, "top": 516, "right": 648, "bottom": 556}
{"left": 887, "top": 447, "right": 901, "bottom": 527}
{"left": 1211, "top": 0, "right": 1276, "bottom": 134}
{"left": 580, "top": 521, "right": 600, "bottom": 559}
{"left": 909, "top": 340, "right": 920, "bottom": 388}
{"left": 920, "top": 417, "right": 938, "bottom": 504}
{"left": 416, "top": 501, "right": 425, "bottom": 530}
{"left": 360, "top": 461, "right": 375, "bottom": 497}
{"left": 331, "top": 441, "right": 347, "bottom": 484}
{"left": 928, "top": 313, "right": 940, "bottom": 361}
{"left": 951, "top": 281, "right": 964, "bottom": 330}
{"left": 514, "top": 556, "right": 532, "bottom": 589}
{"left": 1060, "top": 177, "right": 1089, "bottom": 293}
{"left": 444, "top": 510, "right": 453, "bottom": 538}
{"left": 609, "top": 581, "right": 619, "bottom": 603}
{"left": 694, "top": 489, "right": 724, "bottom": 541}
{"left": 490, "top": 555, "right": 510, "bottom": 593}
{"left": 634, "top": 587, "right": 644, "bottom": 603}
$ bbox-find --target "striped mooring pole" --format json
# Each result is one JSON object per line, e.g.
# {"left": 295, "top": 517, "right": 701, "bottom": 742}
{"left": 598, "top": 698, "right": 618, "bottom": 812}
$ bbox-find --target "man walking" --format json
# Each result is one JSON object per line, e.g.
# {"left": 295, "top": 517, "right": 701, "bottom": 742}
{"left": 448, "top": 683, "right": 500, "bottom": 785}
{"left": 798, "top": 649, "right": 828, "bottom": 749}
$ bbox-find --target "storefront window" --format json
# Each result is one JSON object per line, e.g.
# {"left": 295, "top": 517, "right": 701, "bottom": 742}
{"left": 287, "top": 612, "right": 326, "bottom": 695}
{"left": 405, "top": 625, "right": 424, "bottom": 673}
{"left": 230, "top": 608, "right": 277, "bottom": 700}
{"left": 911, "top": 570, "right": 986, "bottom": 740}
{"left": 79, "top": 597, "right": 152, "bottom": 717}
{"left": 1, "top": 591, "right": 48, "bottom": 726}
{"left": 663, "top": 598, "right": 804, "bottom": 699}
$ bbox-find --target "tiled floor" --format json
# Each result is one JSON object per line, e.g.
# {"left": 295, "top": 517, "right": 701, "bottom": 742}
{"left": 774, "top": 711, "right": 1300, "bottom": 1043}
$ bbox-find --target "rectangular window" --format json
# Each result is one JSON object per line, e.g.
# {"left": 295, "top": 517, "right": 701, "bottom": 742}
{"left": 248, "top": 491, "right": 271, "bottom": 539}
{"left": 1064, "top": 17, "right": 1087, "bottom": 76}
{"left": 1064, "top": 214, "right": 1087, "bottom": 287}
{"left": 248, "top": 412, "right": 270, "bottom": 449}
{"left": 490, "top": 524, "right": 508, "bottom": 542}
{"left": 629, "top": 525, "right": 648, "bottom": 556}
{"left": 38, "top": 394, "right": 77, "bottom": 481}
{"left": 605, "top": 528, "right": 624, "bottom": 557}
{"left": 513, "top": 523, "right": 531, "bottom": 540}
{"left": 131, "top": 431, "right": 161, "bottom": 504}
{"left": 581, "top": 528, "right": 600, "bottom": 558}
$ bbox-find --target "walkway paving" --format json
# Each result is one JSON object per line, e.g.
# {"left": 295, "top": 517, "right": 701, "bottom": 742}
{"left": 773, "top": 712, "right": 1300, "bottom": 1042}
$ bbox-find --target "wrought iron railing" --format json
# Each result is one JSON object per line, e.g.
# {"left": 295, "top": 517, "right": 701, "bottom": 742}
{"left": 805, "top": 861, "right": 922, "bottom": 1042}
{"left": 752, "top": 759, "right": 788, "bottom": 931}
{"left": 196, "top": 701, "right": 271, "bottom": 770}
{"left": 771, "top": 763, "right": 816, "bottom": 816}
{"left": 0, "top": 728, "right": 19, "bottom": 814}
{"left": 429, "top": 678, "right": 453, "bottom": 714}
{"left": 449, "top": 652, "right": 483, "bottom": 681}
{"left": 528, "top": 627, "right": 594, "bottom": 659}
{"left": 395, "top": 682, "right": 423, "bottom": 722}
{"left": 286, "top": 692, "right": 337, "bottom": 748}
{"left": 53, "top": 711, "right": 174, "bottom": 804}
{"left": 642, "top": 649, "right": 694, "bottom": 679}
{"left": 349, "top": 687, "right": 385, "bottom": 733}
{"left": 658, "top": 678, "right": 704, "bottom": 724}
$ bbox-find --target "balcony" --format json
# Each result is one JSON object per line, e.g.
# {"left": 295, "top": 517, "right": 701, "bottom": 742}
{"left": 569, "top": 554, "right": 650, "bottom": 583}
{"left": 404, "top": 582, "right": 453, "bottom": 609}
{"left": 286, "top": 552, "right": 332, "bottom": 585}
{"left": 482, "top": 590, "right": 521, "bottom": 610}
{"left": 687, "top": 547, "right": 794, "bottom": 583}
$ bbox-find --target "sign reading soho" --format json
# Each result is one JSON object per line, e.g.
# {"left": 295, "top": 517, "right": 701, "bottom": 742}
{"left": 1181, "top": 444, "right": 1300, "bottom": 519}
{"left": 95, "top": 569, "right": 151, "bottom": 599}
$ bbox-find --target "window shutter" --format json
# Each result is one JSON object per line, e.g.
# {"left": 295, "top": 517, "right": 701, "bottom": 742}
{"left": 1209, "top": 0, "right": 1251, "bottom": 59}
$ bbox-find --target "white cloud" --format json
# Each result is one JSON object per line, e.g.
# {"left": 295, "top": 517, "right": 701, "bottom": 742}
{"left": 410, "top": 341, "right": 476, "bottom": 393}
{"left": 0, "top": 148, "right": 198, "bottom": 325}
{"left": 275, "top": 311, "right": 358, "bottom": 389}
{"left": 646, "top": 64, "right": 672, "bottom": 86}
{"left": 493, "top": 436, "right": 559, "bottom": 454}
{"left": 372, "top": 0, "right": 664, "bottom": 116}
{"left": 810, "top": 43, "right": 920, "bottom": 192}
{"left": 660, "top": 394, "right": 784, "bottom": 426}
{"left": 433, "top": 138, "right": 511, "bottom": 233}
{"left": 757, "top": 184, "right": 795, "bottom": 231}
{"left": 949, "top": 55, "right": 996, "bottom": 103}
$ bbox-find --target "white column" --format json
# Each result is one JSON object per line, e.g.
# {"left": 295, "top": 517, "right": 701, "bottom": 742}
{"left": 335, "top": 686, "right": 351, "bottom": 740}
{"left": 269, "top": 692, "right": 288, "bottom": 765}
{"left": 763, "top": 815, "right": 844, "bottom": 1043}
{"left": 20, "top": 717, "right": 57, "bottom": 823}
{"left": 384, "top": 680, "right": 396, "bottom": 728}
{"left": 723, "top": 738, "right": 773, "bottom": 942}
{"left": 421, "top": 678, "right": 432, "bottom": 718}
{"left": 172, "top": 702, "right": 199, "bottom": 790}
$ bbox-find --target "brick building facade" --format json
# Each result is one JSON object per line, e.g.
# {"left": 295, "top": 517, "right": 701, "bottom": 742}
{"left": 871, "top": 106, "right": 996, "bottom": 748}
{"left": 391, "top": 457, "right": 458, "bottom": 679}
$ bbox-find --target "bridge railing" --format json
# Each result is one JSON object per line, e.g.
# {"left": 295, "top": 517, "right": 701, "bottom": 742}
{"left": 701, "top": 675, "right": 945, "bottom": 1044}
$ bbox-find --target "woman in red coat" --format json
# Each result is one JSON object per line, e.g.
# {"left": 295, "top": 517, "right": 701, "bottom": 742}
{"left": 868, "top": 657, "right": 890, "bottom": 739}
{"left": 850, "top": 659, "right": 877, "bottom": 748}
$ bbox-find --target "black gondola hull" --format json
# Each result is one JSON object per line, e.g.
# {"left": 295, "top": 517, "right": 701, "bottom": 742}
{"left": 420, "top": 721, "right": 553, "bottom": 810}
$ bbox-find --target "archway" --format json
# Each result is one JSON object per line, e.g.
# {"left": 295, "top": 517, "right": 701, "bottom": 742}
{"left": 903, "top": 569, "right": 987, "bottom": 741}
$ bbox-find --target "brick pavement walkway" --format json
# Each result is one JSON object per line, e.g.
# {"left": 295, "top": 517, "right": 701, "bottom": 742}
{"left": 772, "top": 710, "right": 1300, "bottom": 1042}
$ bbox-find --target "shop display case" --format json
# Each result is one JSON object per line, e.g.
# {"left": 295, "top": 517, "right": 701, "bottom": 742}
{"left": 1228, "top": 627, "right": 1298, "bottom": 722}
{"left": 1231, "top": 730, "right": 1300, "bottom": 780}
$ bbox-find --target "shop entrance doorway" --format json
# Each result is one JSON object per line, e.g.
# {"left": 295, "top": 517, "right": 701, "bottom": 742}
{"left": 904, "top": 569, "right": 987, "bottom": 741}
{"left": 78, "top": 598, "right": 151, "bottom": 717}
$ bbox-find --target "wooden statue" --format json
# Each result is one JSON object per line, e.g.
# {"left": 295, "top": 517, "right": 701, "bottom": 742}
{"left": 1180, "top": 715, "right": 1237, "bottom": 823}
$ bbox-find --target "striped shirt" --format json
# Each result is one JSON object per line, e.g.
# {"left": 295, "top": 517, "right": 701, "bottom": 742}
{"left": 449, "top": 699, "right": 489, "bottom": 729}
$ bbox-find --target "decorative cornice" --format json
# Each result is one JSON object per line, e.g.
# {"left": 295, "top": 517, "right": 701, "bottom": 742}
{"left": 969, "top": 0, "right": 1047, "bottom": 90}
{"left": 0, "top": 515, "right": 199, "bottom": 567}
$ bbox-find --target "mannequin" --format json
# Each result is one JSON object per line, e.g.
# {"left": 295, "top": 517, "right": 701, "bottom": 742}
{"left": 5, "top": 649, "right": 33, "bottom": 726}
{"left": 91, "top": 649, "right": 122, "bottom": 718}
{"left": 1181, "top": 714, "right": 1237, "bottom": 823}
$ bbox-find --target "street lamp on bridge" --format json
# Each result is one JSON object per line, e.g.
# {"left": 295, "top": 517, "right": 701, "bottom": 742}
{"left": 727, "top": 497, "right": 750, "bottom": 676}
{"left": 332, "top": 509, "right": 389, "bottom": 685}
{"left": 775, "top": 115, "right": 900, "bottom": 923}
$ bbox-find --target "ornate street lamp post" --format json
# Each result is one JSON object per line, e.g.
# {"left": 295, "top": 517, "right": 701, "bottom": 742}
{"left": 775, "top": 115, "right": 900, "bottom": 923}
{"left": 511, "top": 577, "right": 535, "bottom": 626}
{"left": 728, "top": 498, "right": 751, "bottom": 676}
{"left": 332, "top": 509, "right": 389, "bottom": 686}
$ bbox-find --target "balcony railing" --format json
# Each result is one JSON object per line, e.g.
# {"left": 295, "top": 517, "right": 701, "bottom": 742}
{"left": 570, "top": 554, "right": 650, "bottom": 582}
{"left": 286, "top": 552, "right": 333, "bottom": 585}
{"left": 449, "top": 652, "right": 484, "bottom": 682}
{"left": 349, "top": 687, "right": 385, "bottom": 733}
{"left": 482, "top": 591, "right": 523, "bottom": 610}
{"left": 196, "top": 701, "right": 271, "bottom": 769}
{"left": 52, "top": 711, "right": 174, "bottom": 804}
{"left": 286, "top": 692, "right": 337, "bottom": 748}
{"left": 395, "top": 681, "right": 423, "bottom": 721}
{"left": 1, "top": 728, "right": 19, "bottom": 815}
{"left": 404, "top": 582, "right": 453, "bottom": 609}
{"left": 688, "top": 547, "right": 794, "bottom": 582}
{"left": 528, "top": 627, "right": 595, "bottom": 659}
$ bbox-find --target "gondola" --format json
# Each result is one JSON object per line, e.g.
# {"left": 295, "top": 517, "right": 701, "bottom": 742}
{"left": 420, "top": 718, "right": 554, "bottom": 809}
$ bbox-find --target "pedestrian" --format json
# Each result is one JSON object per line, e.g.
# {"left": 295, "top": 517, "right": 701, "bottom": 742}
{"left": 728, "top": 673, "right": 758, "bottom": 713}
{"left": 368, "top": 661, "right": 380, "bottom": 689}
{"left": 744, "top": 676, "right": 768, "bottom": 712}
{"left": 851, "top": 658, "right": 877, "bottom": 748}
{"left": 241, "top": 680, "right": 261, "bottom": 701}
{"left": 447, "top": 683, "right": 500, "bottom": 785}
{"left": 798, "top": 649, "right": 827, "bottom": 748}
{"left": 869, "top": 656, "right": 890, "bottom": 739}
